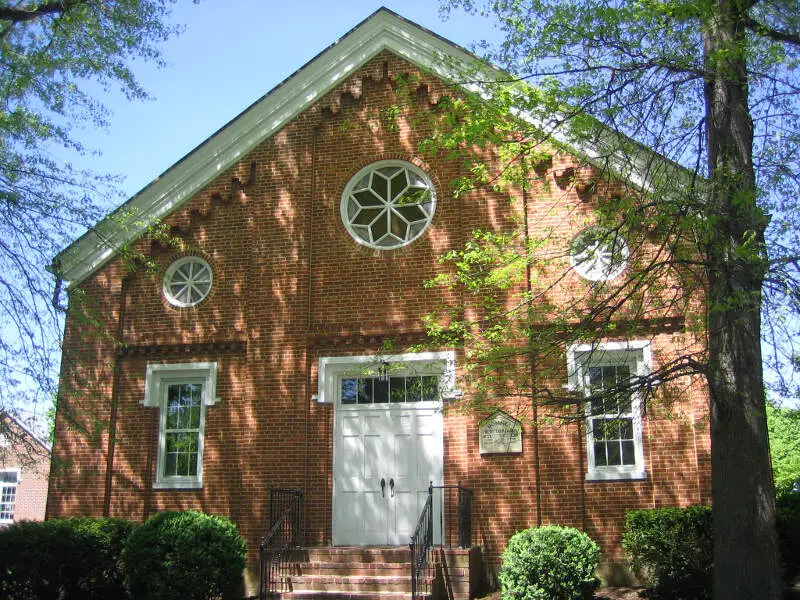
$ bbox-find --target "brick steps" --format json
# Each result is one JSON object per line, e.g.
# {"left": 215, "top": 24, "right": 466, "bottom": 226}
{"left": 269, "top": 547, "right": 431, "bottom": 600}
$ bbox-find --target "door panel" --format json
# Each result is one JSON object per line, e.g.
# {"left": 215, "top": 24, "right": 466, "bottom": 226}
{"left": 333, "top": 406, "right": 442, "bottom": 546}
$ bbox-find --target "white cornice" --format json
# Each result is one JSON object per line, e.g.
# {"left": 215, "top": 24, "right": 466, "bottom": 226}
{"left": 54, "top": 8, "right": 682, "bottom": 287}
{"left": 54, "top": 8, "right": 501, "bottom": 287}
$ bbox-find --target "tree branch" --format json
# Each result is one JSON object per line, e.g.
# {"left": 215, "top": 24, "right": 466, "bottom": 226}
{"left": 743, "top": 14, "right": 800, "bottom": 47}
{"left": 0, "top": 1, "right": 84, "bottom": 23}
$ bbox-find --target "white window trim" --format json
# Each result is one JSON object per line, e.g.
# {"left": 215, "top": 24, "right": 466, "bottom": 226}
{"left": 340, "top": 160, "right": 437, "bottom": 251}
{"left": 142, "top": 362, "right": 219, "bottom": 489}
{"left": 567, "top": 341, "right": 649, "bottom": 481}
{"left": 317, "top": 351, "right": 456, "bottom": 406}
{"left": 0, "top": 468, "right": 20, "bottom": 524}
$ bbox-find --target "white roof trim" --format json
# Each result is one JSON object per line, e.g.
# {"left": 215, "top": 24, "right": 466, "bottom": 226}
{"left": 54, "top": 8, "right": 504, "bottom": 287}
{"left": 54, "top": 8, "right": 679, "bottom": 287}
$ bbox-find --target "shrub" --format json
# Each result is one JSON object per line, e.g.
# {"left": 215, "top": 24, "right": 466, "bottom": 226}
{"left": 123, "top": 510, "right": 246, "bottom": 600}
{"left": 777, "top": 493, "right": 800, "bottom": 582}
{"left": 499, "top": 525, "right": 601, "bottom": 600}
{"left": 622, "top": 506, "right": 713, "bottom": 599}
{"left": 0, "top": 516, "right": 134, "bottom": 599}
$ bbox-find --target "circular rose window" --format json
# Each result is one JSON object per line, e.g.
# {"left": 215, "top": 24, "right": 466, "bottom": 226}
{"left": 570, "top": 228, "right": 629, "bottom": 281}
{"left": 163, "top": 256, "right": 213, "bottom": 307}
{"left": 340, "top": 161, "right": 436, "bottom": 249}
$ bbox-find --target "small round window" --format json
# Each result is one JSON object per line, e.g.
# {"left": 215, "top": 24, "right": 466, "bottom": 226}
{"left": 163, "top": 256, "right": 213, "bottom": 307}
{"left": 570, "top": 227, "right": 629, "bottom": 281}
{"left": 341, "top": 160, "right": 436, "bottom": 250}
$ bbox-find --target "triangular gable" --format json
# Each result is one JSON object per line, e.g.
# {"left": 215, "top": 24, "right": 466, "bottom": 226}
{"left": 53, "top": 7, "right": 675, "bottom": 288}
{"left": 53, "top": 7, "right": 504, "bottom": 287}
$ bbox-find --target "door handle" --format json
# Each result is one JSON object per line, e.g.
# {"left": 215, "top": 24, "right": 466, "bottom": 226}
{"left": 380, "top": 477, "right": 386, "bottom": 498}
{"left": 389, "top": 478, "right": 395, "bottom": 498}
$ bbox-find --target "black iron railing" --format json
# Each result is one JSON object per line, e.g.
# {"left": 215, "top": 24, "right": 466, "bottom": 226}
{"left": 410, "top": 482, "right": 473, "bottom": 600}
{"left": 259, "top": 488, "right": 302, "bottom": 599}
{"left": 434, "top": 483, "right": 473, "bottom": 549}
{"left": 410, "top": 483, "right": 434, "bottom": 600}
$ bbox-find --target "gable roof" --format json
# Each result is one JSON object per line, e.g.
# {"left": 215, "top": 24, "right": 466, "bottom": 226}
{"left": 53, "top": 7, "right": 504, "bottom": 287}
{"left": 53, "top": 7, "right": 667, "bottom": 288}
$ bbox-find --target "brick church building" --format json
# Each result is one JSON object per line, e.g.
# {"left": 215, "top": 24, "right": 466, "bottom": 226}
{"left": 47, "top": 8, "right": 711, "bottom": 597}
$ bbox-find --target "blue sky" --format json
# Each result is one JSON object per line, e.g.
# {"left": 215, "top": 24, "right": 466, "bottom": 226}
{"left": 77, "top": 1, "right": 498, "bottom": 205}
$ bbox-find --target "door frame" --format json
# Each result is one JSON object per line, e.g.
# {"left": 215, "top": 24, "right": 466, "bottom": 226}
{"left": 319, "top": 351, "right": 455, "bottom": 546}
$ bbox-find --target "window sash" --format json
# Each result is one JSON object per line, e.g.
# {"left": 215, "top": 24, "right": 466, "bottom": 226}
{"left": 0, "top": 480, "right": 17, "bottom": 521}
{"left": 574, "top": 348, "right": 646, "bottom": 480}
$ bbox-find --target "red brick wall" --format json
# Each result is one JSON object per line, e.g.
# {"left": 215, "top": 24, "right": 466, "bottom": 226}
{"left": 48, "top": 51, "right": 711, "bottom": 582}
{"left": 1, "top": 418, "right": 50, "bottom": 523}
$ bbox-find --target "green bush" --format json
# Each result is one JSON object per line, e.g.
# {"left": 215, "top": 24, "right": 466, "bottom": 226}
{"left": 777, "top": 493, "right": 800, "bottom": 582}
{"left": 0, "top": 516, "right": 134, "bottom": 599}
{"left": 499, "top": 525, "right": 601, "bottom": 600}
{"left": 123, "top": 510, "right": 246, "bottom": 600}
{"left": 622, "top": 506, "right": 713, "bottom": 599}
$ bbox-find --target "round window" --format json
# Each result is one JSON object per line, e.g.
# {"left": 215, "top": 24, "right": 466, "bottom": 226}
{"left": 340, "top": 160, "right": 436, "bottom": 249}
{"left": 163, "top": 256, "right": 213, "bottom": 307}
{"left": 570, "top": 228, "right": 629, "bottom": 281}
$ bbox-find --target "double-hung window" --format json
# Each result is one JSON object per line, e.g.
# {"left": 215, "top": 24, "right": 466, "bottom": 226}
{"left": 0, "top": 469, "right": 19, "bottom": 523}
{"left": 142, "top": 362, "right": 218, "bottom": 489}
{"left": 568, "top": 341, "right": 649, "bottom": 481}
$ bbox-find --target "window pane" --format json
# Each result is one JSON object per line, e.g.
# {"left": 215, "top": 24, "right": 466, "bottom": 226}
{"left": 390, "top": 170, "right": 408, "bottom": 201}
{"left": 607, "top": 441, "right": 621, "bottom": 465}
{"left": 594, "top": 442, "right": 608, "bottom": 466}
{"left": 357, "top": 379, "right": 371, "bottom": 404}
{"left": 341, "top": 378, "right": 358, "bottom": 404}
{"left": 421, "top": 376, "right": 438, "bottom": 402}
{"left": 620, "top": 418, "right": 633, "bottom": 439}
{"left": 622, "top": 441, "right": 636, "bottom": 465}
{"left": 389, "top": 377, "right": 406, "bottom": 403}
{"left": 0, "top": 471, "right": 19, "bottom": 483}
{"left": 371, "top": 172, "right": 388, "bottom": 199}
{"left": 373, "top": 379, "right": 389, "bottom": 403}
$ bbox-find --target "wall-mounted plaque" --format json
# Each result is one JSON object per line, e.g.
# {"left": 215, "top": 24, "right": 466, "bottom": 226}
{"left": 479, "top": 411, "right": 523, "bottom": 455}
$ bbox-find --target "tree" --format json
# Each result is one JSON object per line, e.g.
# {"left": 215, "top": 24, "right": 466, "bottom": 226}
{"left": 0, "top": 1, "right": 181, "bottom": 435}
{"left": 427, "top": 1, "right": 799, "bottom": 598}
{"left": 767, "top": 401, "right": 800, "bottom": 499}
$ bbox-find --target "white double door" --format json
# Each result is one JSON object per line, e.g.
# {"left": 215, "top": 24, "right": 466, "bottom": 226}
{"left": 333, "top": 405, "right": 443, "bottom": 546}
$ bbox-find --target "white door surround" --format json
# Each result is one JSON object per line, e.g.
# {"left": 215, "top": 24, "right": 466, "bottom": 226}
{"left": 320, "top": 352, "right": 453, "bottom": 546}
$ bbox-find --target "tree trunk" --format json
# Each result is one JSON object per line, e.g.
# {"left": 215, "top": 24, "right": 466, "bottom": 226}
{"left": 703, "top": 2, "right": 781, "bottom": 599}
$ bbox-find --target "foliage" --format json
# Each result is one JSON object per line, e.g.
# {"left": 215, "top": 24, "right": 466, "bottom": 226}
{"left": 767, "top": 401, "right": 800, "bottom": 499}
{"left": 776, "top": 493, "right": 800, "bottom": 582}
{"left": 623, "top": 507, "right": 713, "bottom": 599}
{"left": 0, "top": 516, "right": 134, "bottom": 599}
{"left": 499, "top": 525, "right": 600, "bottom": 600}
{"left": 0, "top": 0, "right": 181, "bottom": 431}
{"left": 430, "top": 1, "right": 800, "bottom": 597}
{"left": 122, "top": 510, "right": 246, "bottom": 600}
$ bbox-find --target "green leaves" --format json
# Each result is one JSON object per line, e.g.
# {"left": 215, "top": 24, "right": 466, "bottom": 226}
{"left": 0, "top": 1, "right": 180, "bottom": 418}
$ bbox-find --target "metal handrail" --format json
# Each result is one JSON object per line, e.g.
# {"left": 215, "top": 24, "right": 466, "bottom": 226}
{"left": 410, "top": 482, "right": 434, "bottom": 600}
{"left": 259, "top": 489, "right": 302, "bottom": 599}
{"left": 410, "top": 482, "right": 474, "bottom": 600}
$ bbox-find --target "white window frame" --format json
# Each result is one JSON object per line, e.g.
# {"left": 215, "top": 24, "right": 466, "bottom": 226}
{"left": 142, "top": 362, "right": 219, "bottom": 489}
{"left": 0, "top": 468, "right": 20, "bottom": 523}
{"left": 567, "top": 341, "right": 649, "bottom": 481}
{"left": 317, "top": 351, "right": 456, "bottom": 406}
{"left": 340, "top": 160, "right": 437, "bottom": 251}
{"left": 163, "top": 256, "right": 213, "bottom": 308}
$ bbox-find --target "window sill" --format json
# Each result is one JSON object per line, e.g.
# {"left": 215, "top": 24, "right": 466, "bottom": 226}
{"left": 153, "top": 480, "right": 203, "bottom": 490}
{"left": 585, "top": 469, "right": 647, "bottom": 482}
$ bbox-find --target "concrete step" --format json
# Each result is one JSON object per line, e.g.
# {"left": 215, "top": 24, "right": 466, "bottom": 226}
{"left": 301, "top": 547, "right": 412, "bottom": 564}
{"left": 298, "top": 561, "right": 410, "bottom": 577}
{"left": 286, "top": 574, "right": 411, "bottom": 593}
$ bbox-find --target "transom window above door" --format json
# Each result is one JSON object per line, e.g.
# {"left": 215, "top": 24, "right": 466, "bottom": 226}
{"left": 341, "top": 375, "right": 439, "bottom": 404}
{"left": 317, "top": 351, "right": 456, "bottom": 405}
{"left": 340, "top": 160, "right": 436, "bottom": 250}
